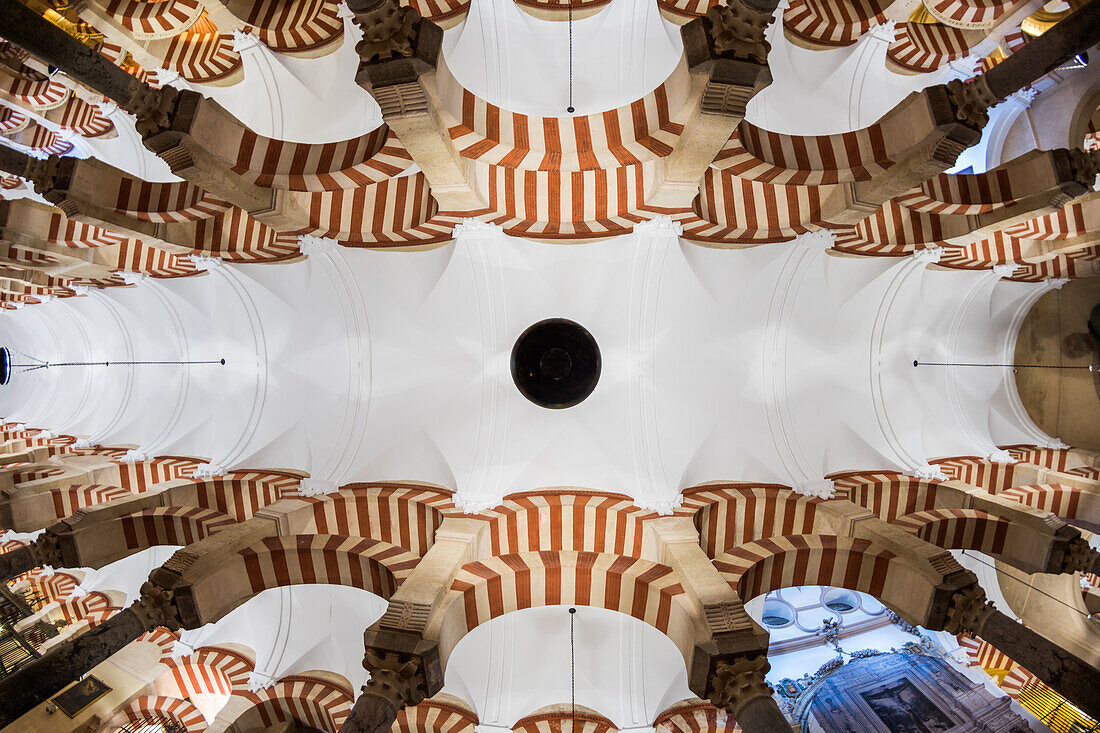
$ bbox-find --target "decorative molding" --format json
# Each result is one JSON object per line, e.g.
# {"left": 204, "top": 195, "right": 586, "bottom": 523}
{"left": 119, "top": 271, "right": 149, "bottom": 285}
{"left": 795, "top": 229, "right": 835, "bottom": 250}
{"left": 633, "top": 215, "right": 683, "bottom": 236}
{"left": 73, "top": 438, "right": 95, "bottom": 449}
{"left": 298, "top": 478, "right": 339, "bottom": 497}
{"left": 634, "top": 494, "right": 684, "bottom": 516}
{"left": 121, "top": 449, "right": 150, "bottom": 463}
{"left": 231, "top": 30, "right": 263, "bottom": 53}
{"left": 297, "top": 234, "right": 339, "bottom": 255}
{"left": 911, "top": 464, "right": 949, "bottom": 482}
{"left": 1048, "top": 278, "right": 1069, "bottom": 289}
{"left": 793, "top": 479, "right": 836, "bottom": 499}
{"left": 188, "top": 254, "right": 223, "bottom": 270}
{"left": 169, "top": 638, "right": 196, "bottom": 661}
{"left": 454, "top": 495, "right": 500, "bottom": 514}
{"left": 247, "top": 670, "right": 276, "bottom": 693}
{"left": 453, "top": 218, "right": 503, "bottom": 237}
{"left": 987, "top": 449, "right": 1015, "bottom": 463}
{"left": 991, "top": 263, "right": 1019, "bottom": 278}
{"left": 191, "top": 463, "right": 226, "bottom": 479}
{"left": 1044, "top": 438, "right": 1070, "bottom": 449}
{"left": 912, "top": 246, "right": 943, "bottom": 264}
{"left": 71, "top": 285, "right": 91, "bottom": 296}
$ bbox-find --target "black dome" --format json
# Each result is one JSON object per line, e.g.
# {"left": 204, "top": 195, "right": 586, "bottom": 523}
{"left": 510, "top": 319, "right": 601, "bottom": 409}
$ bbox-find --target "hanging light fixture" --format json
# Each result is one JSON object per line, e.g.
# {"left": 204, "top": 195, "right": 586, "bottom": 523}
{"left": 0, "top": 346, "right": 225, "bottom": 386}
{"left": 914, "top": 359, "right": 1095, "bottom": 373}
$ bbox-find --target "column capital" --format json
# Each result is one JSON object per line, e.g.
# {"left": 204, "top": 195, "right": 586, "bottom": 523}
{"left": 943, "top": 77, "right": 999, "bottom": 131}
{"left": 939, "top": 583, "right": 996, "bottom": 636}
{"left": 361, "top": 627, "right": 443, "bottom": 704}
{"left": 1056, "top": 535, "right": 1100, "bottom": 575}
{"left": 130, "top": 580, "right": 184, "bottom": 631}
{"left": 707, "top": 652, "right": 775, "bottom": 717}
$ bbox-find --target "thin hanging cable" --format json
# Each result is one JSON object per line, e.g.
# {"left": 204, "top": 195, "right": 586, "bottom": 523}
{"left": 8, "top": 358, "right": 226, "bottom": 376}
{"left": 914, "top": 359, "right": 1094, "bottom": 370}
{"left": 569, "top": 607, "right": 576, "bottom": 727}
{"left": 567, "top": 0, "right": 574, "bottom": 114}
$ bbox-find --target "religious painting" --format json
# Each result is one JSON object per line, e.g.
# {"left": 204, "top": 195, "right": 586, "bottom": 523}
{"left": 860, "top": 678, "right": 955, "bottom": 733}
{"left": 51, "top": 675, "right": 111, "bottom": 717}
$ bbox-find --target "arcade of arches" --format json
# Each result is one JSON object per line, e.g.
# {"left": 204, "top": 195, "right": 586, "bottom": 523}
{"left": 0, "top": 0, "right": 1099, "bottom": 731}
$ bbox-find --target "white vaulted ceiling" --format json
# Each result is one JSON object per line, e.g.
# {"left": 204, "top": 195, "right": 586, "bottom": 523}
{"left": 0, "top": 223, "right": 1052, "bottom": 507}
{"left": 0, "top": 0, "right": 1075, "bottom": 727}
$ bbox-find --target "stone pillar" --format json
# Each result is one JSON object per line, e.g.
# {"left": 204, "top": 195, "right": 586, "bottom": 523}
{"left": 340, "top": 630, "right": 441, "bottom": 733}
{"left": 983, "top": 0, "right": 1100, "bottom": 101}
{"left": 649, "top": 518, "right": 794, "bottom": 733}
{"left": 0, "top": 544, "right": 38, "bottom": 581}
{"left": 340, "top": 517, "right": 483, "bottom": 732}
{"left": 0, "top": 581, "right": 180, "bottom": 728}
{"left": 649, "top": 1, "right": 773, "bottom": 208}
{"left": 940, "top": 584, "right": 1100, "bottom": 721}
{"left": 0, "top": 0, "right": 136, "bottom": 106}
{"left": 351, "top": 0, "right": 483, "bottom": 211}
{"left": 0, "top": 531, "right": 64, "bottom": 582}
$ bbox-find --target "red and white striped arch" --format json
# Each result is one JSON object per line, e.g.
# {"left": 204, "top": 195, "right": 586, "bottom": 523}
{"left": 830, "top": 470, "right": 942, "bottom": 524}
{"left": 301, "top": 483, "right": 456, "bottom": 557}
{"left": 236, "top": 534, "right": 419, "bottom": 601}
{"left": 230, "top": 126, "right": 412, "bottom": 191}
{"left": 112, "top": 177, "right": 232, "bottom": 223}
{"left": 118, "top": 695, "right": 206, "bottom": 733}
{"left": 50, "top": 484, "right": 131, "bottom": 519}
{"left": 104, "top": 0, "right": 204, "bottom": 39}
{"left": 930, "top": 456, "right": 1016, "bottom": 493}
{"left": 443, "top": 75, "right": 686, "bottom": 172}
{"left": 0, "top": 74, "right": 69, "bottom": 111}
{"left": 783, "top": 0, "right": 886, "bottom": 50}
{"left": 715, "top": 121, "right": 894, "bottom": 186}
{"left": 120, "top": 506, "right": 237, "bottom": 550}
{"left": 896, "top": 166, "right": 1015, "bottom": 216}
{"left": 1000, "top": 484, "right": 1084, "bottom": 519}
{"left": 478, "top": 490, "right": 651, "bottom": 557}
{"left": 191, "top": 207, "right": 302, "bottom": 262}
{"left": 239, "top": 0, "right": 344, "bottom": 54}
{"left": 685, "top": 170, "right": 823, "bottom": 245}
{"left": 18, "top": 568, "right": 81, "bottom": 605}
{"left": 893, "top": 508, "right": 1010, "bottom": 556}
{"left": 713, "top": 535, "right": 895, "bottom": 602}
{"left": 443, "top": 550, "right": 692, "bottom": 658}
{"left": 832, "top": 200, "right": 949, "bottom": 257}
{"left": 480, "top": 161, "right": 652, "bottom": 239}
{"left": 927, "top": 0, "right": 1014, "bottom": 28}
{"left": 681, "top": 483, "right": 821, "bottom": 558}
{"left": 182, "top": 471, "right": 302, "bottom": 522}
{"left": 886, "top": 23, "right": 975, "bottom": 75}
{"left": 163, "top": 21, "right": 242, "bottom": 84}
{"left": 654, "top": 699, "right": 741, "bottom": 733}
{"left": 49, "top": 590, "right": 120, "bottom": 627}
{"left": 51, "top": 96, "right": 114, "bottom": 139}
{"left": 514, "top": 709, "right": 618, "bottom": 733}
{"left": 1003, "top": 445, "right": 1072, "bottom": 471}
{"left": 115, "top": 456, "right": 203, "bottom": 494}
{"left": 396, "top": 699, "right": 479, "bottom": 733}
{"left": 300, "top": 172, "right": 456, "bottom": 246}
{"left": 236, "top": 674, "right": 354, "bottom": 733}
{"left": 156, "top": 645, "right": 254, "bottom": 699}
